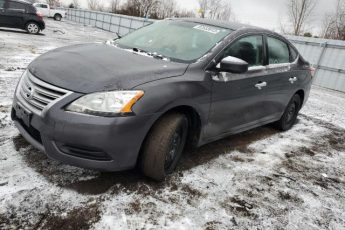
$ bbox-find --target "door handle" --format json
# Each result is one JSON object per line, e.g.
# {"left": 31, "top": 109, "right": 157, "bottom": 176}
{"left": 255, "top": 81, "right": 267, "bottom": 90}
{"left": 289, "top": 77, "right": 298, "bottom": 84}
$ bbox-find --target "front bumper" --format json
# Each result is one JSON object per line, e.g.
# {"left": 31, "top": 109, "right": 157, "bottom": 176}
{"left": 11, "top": 94, "right": 160, "bottom": 171}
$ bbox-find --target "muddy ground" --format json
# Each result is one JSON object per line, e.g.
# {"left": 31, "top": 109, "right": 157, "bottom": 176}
{"left": 0, "top": 19, "right": 345, "bottom": 229}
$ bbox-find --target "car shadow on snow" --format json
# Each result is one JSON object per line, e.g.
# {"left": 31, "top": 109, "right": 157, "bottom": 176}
{"left": 12, "top": 123, "right": 284, "bottom": 196}
{"left": 0, "top": 28, "right": 45, "bottom": 36}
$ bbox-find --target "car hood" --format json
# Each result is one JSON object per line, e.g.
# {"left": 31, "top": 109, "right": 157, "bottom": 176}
{"left": 28, "top": 43, "right": 189, "bottom": 93}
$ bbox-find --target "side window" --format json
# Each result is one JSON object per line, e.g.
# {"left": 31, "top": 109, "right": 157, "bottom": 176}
{"left": 7, "top": 2, "right": 26, "bottom": 12}
{"left": 223, "top": 36, "right": 264, "bottom": 67}
{"left": 267, "top": 37, "right": 290, "bottom": 64}
{"left": 290, "top": 46, "right": 298, "bottom": 62}
{"left": 41, "top": 4, "right": 48, "bottom": 8}
{"left": 0, "top": 0, "right": 4, "bottom": 8}
{"left": 27, "top": 5, "right": 36, "bottom": 13}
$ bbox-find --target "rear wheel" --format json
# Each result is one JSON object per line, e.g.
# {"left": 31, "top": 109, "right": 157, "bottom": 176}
{"left": 54, "top": 14, "right": 62, "bottom": 21}
{"left": 275, "top": 94, "right": 301, "bottom": 131}
{"left": 26, "top": 22, "right": 40, "bottom": 34}
{"left": 141, "top": 113, "right": 188, "bottom": 181}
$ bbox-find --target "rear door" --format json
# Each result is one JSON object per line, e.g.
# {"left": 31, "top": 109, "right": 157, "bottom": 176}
{"left": 3, "top": 1, "right": 26, "bottom": 28}
{"left": 0, "top": 0, "right": 6, "bottom": 26}
{"left": 206, "top": 35, "right": 271, "bottom": 139}
{"left": 262, "top": 35, "right": 305, "bottom": 119}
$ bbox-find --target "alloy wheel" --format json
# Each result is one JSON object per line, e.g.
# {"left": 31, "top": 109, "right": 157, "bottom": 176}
{"left": 27, "top": 23, "right": 39, "bottom": 34}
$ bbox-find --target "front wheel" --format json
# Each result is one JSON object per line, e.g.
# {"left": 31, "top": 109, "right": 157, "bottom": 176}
{"left": 26, "top": 22, "right": 40, "bottom": 34}
{"left": 275, "top": 94, "right": 301, "bottom": 131}
{"left": 141, "top": 113, "right": 188, "bottom": 181}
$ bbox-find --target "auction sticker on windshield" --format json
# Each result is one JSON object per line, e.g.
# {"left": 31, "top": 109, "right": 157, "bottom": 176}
{"left": 193, "top": 25, "right": 221, "bottom": 34}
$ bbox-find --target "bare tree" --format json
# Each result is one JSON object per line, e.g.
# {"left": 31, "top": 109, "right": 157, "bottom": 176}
{"left": 46, "top": 0, "right": 61, "bottom": 7}
{"left": 72, "top": 0, "right": 80, "bottom": 9}
{"left": 176, "top": 9, "right": 196, "bottom": 18}
{"left": 110, "top": 0, "right": 120, "bottom": 13}
{"left": 139, "top": 0, "right": 160, "bottom": 18}
{"left": 321, "top": 13, "right": 335, "bottom": 38}
{"left": 120, "top": 0, "right": 159, "bottom": 18}
{"left": 321, "top": 0, "right": 345, "bottom": 40}
{"left": 286, "top": 0, "right": 318, "bottom": 35}
{"left": 155, "top": 0, "right": 178, "bottom": 19}
{"left": 87, "top": 0, "right": 99, "bottom": 10}
{"left": 198, "top": 0, "right": 234, "bottom": 21}
{"left": 97, "top": 0, "right": 106, "bottom": 12}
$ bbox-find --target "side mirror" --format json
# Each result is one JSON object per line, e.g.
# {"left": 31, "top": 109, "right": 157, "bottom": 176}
{"left": 219, "top": 56, "right": 249, "bottom": 74}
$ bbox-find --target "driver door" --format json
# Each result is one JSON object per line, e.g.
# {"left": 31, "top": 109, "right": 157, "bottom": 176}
{"left": 206, "top": 35, "right": 270, "bottom": 139}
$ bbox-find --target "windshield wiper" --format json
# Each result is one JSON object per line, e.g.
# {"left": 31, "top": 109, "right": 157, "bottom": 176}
{"left": 132, "top": 48, "right": 169, "bottom": 61}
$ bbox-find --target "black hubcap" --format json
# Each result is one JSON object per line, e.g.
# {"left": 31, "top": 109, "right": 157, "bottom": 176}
{"left": 286, "top": 102, "right": 296, "bottom": 123}
{"left": 165, "top": 131, "right": 182, "bottom": 171}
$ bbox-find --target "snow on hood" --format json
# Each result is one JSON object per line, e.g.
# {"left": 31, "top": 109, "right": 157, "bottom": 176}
{"left": 28, "top": 43, "right": 189, "bottom": 93}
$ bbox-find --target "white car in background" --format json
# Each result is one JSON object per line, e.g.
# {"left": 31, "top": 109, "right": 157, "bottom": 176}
{"left": 33, "top": 3, "right": 66, "bottom": 21}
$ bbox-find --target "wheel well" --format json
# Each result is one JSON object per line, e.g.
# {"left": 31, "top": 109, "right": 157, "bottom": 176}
{"left": 164, "top": 106, "right": 202, "bottom": 148}
{"left": 54, "top": 13, "right": 62, "bottom": 17}
{"left": 136, "top": 105, "right": 202, "bottom": 168}
{"left": 144, "top": 105, "right": 201, "bottom": 147}
{"left": 295, "top": 90, "right": 305, "bottom": 109}
{"left": 25, "top": 21, "right": 38, "bottom": 27}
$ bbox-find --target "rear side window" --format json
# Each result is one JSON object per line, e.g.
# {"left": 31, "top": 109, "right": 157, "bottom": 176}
{"left": 7, "top": 2, "right": 26, "bottom": 12}
{"left": 36, "top": 4, "right": 48, "bottom": 8}
{"left": 223, "top": 35, "right": 264, "bottom": 67}
{"left": 267, "top": 37, "right": 290, "bottom": 64}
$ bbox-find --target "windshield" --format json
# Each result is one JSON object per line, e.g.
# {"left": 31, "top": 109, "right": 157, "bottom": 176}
{"left": 115, "top": 20, "right": 232, "bottom": 63}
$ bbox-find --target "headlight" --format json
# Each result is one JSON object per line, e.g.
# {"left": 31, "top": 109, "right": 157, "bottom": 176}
{"left": 66, "top": 90, "right": 144, "bottom": 116}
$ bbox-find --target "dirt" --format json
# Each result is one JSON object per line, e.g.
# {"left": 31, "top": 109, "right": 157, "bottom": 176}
{"left": 179, "top": 126, "right": 278, "bottom": 171}
{"left": 38, "top": 204, "right": 100, "bottom": 230}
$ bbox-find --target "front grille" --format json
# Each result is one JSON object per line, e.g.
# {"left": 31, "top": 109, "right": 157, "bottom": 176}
{"left": 16, "top": 71, "right": 71, "bottom": 115}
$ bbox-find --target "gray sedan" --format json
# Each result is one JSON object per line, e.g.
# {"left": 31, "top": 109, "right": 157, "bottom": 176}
{"left": 11, "top": 18, "right": 313, "bottom": 181}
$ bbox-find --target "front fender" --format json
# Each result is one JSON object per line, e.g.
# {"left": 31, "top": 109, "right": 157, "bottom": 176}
{"left": 132, "top": 76, "right": 212, "bottom": 130}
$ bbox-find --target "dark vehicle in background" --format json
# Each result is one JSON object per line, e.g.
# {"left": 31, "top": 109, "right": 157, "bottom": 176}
{"left": 11, "top": 18, "right": 313, "bottom": 181}
{"left": 0, "top": 0, "right": 45, "bottom": 34}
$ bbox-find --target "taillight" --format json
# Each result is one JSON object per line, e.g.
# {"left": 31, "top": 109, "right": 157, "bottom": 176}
{"left": 309, "top": 66, "right": 316, "bottom": 78}
{"left": 37, "top": 12, "right": 43, "bottom": 19}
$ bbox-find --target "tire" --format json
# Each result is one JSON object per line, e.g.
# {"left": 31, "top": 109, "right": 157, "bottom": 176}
{"left": 275, "top": 94, "right": 301, "bottom": 131}
{"left": 25, "top": 22, "right": 40, "bottom": 34}
{"left": 54, "top": 14, "right": 62, "bottom": 21}
{"left": 141, "top": 113, "right": 188, "bottom": 181}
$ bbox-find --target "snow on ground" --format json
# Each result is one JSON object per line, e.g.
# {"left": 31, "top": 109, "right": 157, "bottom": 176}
{"left": 1, "top": 19, "right": 345, "bottom": 230}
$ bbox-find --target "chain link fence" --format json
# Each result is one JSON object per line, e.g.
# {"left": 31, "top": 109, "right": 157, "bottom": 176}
{"left": 65, "top": 8, "right": 154, "bottom": 36}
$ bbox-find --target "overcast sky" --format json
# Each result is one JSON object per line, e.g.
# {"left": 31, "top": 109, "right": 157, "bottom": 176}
{"left": 62, "top": 0, "right": 338, "bottom": 34}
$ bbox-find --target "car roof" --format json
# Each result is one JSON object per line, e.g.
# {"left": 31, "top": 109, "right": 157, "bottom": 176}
{"left": 169, "top": 18, "right": 261, "bottom": 31}
{"left": 10, "top": 0, "right": 32, "bottom": 5}
{"left": 168, "top": 17, "right": 291, "bottom": 44}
